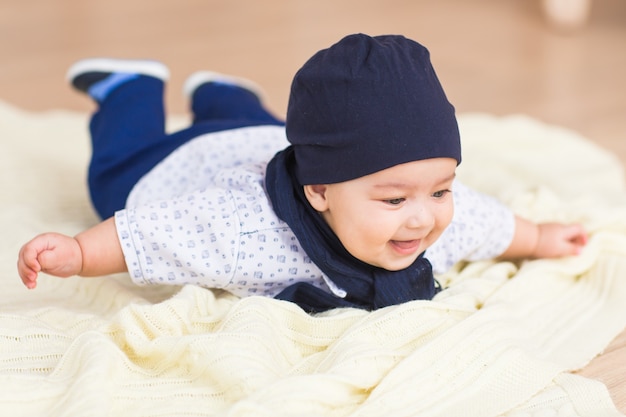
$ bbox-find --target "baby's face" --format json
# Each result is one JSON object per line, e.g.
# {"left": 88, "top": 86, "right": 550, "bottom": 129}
{"left": 305, "top": 158, "right": 456, "bottom": 271}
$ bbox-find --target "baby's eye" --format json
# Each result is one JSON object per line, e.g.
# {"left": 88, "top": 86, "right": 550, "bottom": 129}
{"left": 384, "top": 198, "right": 406, "bottom": 205}
{"left": 432, "top": 190, "right": 451, "bottom": 198}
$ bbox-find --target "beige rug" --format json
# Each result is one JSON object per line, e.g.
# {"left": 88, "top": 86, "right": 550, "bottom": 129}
{"left": 1, "top": 100, "right": 625, "bottom": 416}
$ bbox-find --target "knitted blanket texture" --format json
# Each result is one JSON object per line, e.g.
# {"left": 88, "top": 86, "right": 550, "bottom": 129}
{"left": 1, "top": 100, "right": 625, "bottom": 416}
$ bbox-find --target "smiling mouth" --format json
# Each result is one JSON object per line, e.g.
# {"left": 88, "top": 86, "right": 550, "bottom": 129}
{"left": 390, "top": 239, "right": 421, "bottom": 255}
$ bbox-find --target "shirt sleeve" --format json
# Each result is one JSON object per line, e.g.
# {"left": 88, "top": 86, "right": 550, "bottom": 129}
{"left": 115, "top": 186, "right": 241, "bottom": 288}
{"left": 425, "top": 180, "right": 516, "bottom": 274}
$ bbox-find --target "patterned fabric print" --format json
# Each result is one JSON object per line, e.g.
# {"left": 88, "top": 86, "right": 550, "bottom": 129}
{"left": 116, "top": 125, "right": 515, "bottom": 297}
{"left": 117, "top": 126, "right": 327, "bottom": 297}
{"left": 126, "top": 126, "right": 289, "bottom": 207}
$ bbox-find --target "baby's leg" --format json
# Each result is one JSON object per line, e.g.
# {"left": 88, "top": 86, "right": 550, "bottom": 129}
{"left": 67, "top": 59, "right": 171, "bottom": 219}
{"left": 184, "top": 71, "right": 283, "bottom": 126}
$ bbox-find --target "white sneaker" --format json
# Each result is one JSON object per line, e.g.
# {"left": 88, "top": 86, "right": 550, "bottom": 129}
{"left": 183, "top": 70, "right": 265, "bottom": 102}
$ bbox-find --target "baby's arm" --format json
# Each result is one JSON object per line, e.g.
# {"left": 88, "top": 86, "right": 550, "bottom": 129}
{"left": 499, "top": 216, "right": 588, "bottom": 260}
{"left": 18, "top": 217, "right": 127, "bottom": 289}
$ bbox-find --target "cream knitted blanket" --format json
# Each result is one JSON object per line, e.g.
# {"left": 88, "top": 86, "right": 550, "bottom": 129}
{"left": 1, "top": 100, "right": 625, "bottom": 416}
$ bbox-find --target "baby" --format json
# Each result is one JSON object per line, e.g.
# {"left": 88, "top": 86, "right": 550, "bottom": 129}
{"left": 17, "top": 34, "right": 587, "bottom": 312}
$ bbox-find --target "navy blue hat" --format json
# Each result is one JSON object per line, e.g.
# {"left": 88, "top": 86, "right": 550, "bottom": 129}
{"left": 286, "top": 33, "right": 461, "bottom": 185}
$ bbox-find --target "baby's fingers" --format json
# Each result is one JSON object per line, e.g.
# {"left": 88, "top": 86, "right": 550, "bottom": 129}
{"left": 17, "top": 245, "right": 42, "bottom": 289}
{"left": 564, "top": 224, "right": 588, "bottom": 253}
{"left": 22, "top": 273, "right": 38, "bottom": 289}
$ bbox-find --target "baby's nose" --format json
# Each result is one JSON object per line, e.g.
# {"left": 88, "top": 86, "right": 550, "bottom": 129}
{"left": 406, "top": 206, "right": 434, "bottom": 229}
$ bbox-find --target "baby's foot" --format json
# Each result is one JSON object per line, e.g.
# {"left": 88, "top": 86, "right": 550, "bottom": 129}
{"left": 66, "top": 58, "right": 169, "bottom": 101}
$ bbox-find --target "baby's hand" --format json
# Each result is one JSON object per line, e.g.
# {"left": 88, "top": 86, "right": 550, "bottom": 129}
{"left": 533, "top": 223, "right": 588, "bottom": 259}
{"left": 17, "top": 233, "right": 83, "bottom": 289}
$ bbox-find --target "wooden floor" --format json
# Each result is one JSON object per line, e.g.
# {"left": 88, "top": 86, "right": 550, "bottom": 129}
{"left": 1, "top": 0, "right": 625, "bottom": 411}
{"left": 1, "top": 0, "right": 625, "bottom": 164}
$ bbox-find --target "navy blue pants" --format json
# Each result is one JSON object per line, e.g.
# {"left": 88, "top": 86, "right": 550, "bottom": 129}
{"left": 87, "top": 75, "right": 284, "bottom": 219}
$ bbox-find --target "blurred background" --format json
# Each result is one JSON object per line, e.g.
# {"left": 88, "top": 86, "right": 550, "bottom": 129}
{"left": 1, "top": 0, "right": 625, "bottom": 165}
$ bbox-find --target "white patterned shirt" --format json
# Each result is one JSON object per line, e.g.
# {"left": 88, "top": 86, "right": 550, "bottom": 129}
{"left": 115, "top": 125, "right": 515, "bottom": 298}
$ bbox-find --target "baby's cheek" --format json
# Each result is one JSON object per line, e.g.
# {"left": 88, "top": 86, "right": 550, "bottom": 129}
{"left": 429, "top": 208, "right": 454, "bottom": 246}
{"left": 440, "top": 200, "right": 455, "bottom": 228}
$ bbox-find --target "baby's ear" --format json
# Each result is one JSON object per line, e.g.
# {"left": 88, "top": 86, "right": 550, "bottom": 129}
{"left": 303, "top": 184, "right": 329, "bottom": 212}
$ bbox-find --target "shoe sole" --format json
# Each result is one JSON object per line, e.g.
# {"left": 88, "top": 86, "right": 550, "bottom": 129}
{"left": 66, "top": 58, "right": 170, "bottom": 83}
{"left": 183, "top": 70, "right": 264, "bottom": 101}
